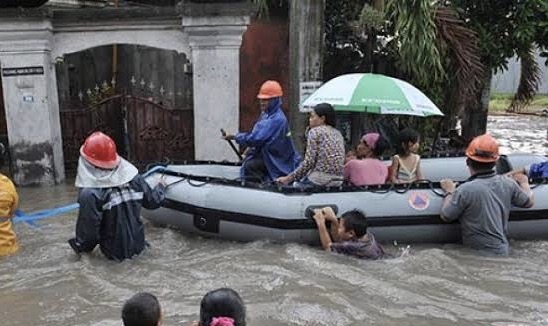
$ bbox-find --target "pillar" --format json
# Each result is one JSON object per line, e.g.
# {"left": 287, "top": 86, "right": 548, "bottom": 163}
{"left": 0, "top": 18, "right": 65, "bottom": 185}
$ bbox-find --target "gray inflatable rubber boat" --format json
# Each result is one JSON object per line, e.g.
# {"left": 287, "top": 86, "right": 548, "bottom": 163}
{"left": 142, "top": 154, "right": 548, "bottom": 244}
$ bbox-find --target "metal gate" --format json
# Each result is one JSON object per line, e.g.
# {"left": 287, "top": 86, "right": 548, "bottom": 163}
{"left": 60, "top": 94, "right": 194, "bottom": 171}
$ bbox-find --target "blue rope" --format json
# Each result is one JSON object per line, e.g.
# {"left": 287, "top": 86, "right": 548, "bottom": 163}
{"left": 13, "top": 203, "right": 80, "bottom": 223}
{"left": 12, "top": 165, "right": 167, "bottom": 224}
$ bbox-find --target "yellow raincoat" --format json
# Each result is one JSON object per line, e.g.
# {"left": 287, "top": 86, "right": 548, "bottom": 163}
{"left": 0, "top": 174, "right": 19, "bottom": 256}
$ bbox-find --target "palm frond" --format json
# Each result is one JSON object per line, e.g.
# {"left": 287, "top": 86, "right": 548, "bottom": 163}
{"left": 508, "top": 45, "right": 541, "bottom": 112}
{"left": 387, "top": 0, "right": 445, "bottom": 90}
{"left": 434, "top": 6, "right": 484, "bottom": 100}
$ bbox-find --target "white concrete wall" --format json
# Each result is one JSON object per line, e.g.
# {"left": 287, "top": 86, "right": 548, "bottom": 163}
{"left": 491, "top": 49, "right": 548, "bottom": 95}
{"left": 0, "top": 19, "right": 65, "bottom": 185}
{"left": 53, "top": 28, "right": 189, "bottom": 58}
{"left": 184, "top": 16, "right": 249, "bottom": 161}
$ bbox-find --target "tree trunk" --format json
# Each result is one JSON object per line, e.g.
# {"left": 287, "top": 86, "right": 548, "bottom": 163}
{"left": 289, "top": 0, "right": 325, "bottom": 152}
{"left": 461, "top": 69, "right": 492, "bottom": 142}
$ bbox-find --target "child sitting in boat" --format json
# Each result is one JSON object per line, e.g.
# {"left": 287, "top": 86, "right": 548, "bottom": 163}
{"left": 390, "top": 128, "right": 423, "bottom": 183}
{"left": 191, "top": 288, "right": 246, "bottom": 326}
{"left": 122, "top": 292, "right": 162, "bottom": 326}
{"left": 311, "top": 207, "right": 384, "bottom": 260}
{"left": 344, "top": 133, "right": 389, "bottom": 186}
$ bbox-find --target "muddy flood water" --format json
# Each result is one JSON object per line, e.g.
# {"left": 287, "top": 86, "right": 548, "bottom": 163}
{"left": 1, "top": 115, "right": 547, "bottom": 326}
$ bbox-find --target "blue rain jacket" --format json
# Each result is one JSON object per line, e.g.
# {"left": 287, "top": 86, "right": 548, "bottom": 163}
{"left": 68, "top": 175, "right": 165, "bottom": 261}
{"left": 235, "top": 98, "right": 301, "bottom": 181}
{"left": 528, "top": 161, "right": 548, "bottom": 178}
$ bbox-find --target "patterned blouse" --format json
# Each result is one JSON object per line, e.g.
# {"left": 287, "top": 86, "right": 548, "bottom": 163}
{"left": 290, "top": 125, "right": 345, "bottom": 183}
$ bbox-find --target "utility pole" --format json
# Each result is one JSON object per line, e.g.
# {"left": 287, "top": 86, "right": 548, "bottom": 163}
{"left": 288, "top": 0, "right": 325, "bottom": 152}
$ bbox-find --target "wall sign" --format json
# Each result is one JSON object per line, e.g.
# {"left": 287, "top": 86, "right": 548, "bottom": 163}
{"left": 299, "top": 81, "right": 322, "bottom": 112}
{"left": 2, "top": 66, "right": 44, "bottom": 77}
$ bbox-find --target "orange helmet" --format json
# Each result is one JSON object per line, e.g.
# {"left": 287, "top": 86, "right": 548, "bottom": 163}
{"left": 257, "top": 80, "right": 283, "bottom": 99}
{"left": 80, "top": 131, "right": 120, "bottom": 169}
{"left": 465, "top": 133, "right": 500, "bottom": 163}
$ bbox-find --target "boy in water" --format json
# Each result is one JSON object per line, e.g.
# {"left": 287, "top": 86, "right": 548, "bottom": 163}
{"left": 312, "top": 207, "right": 384, "bottom": 260}
{"left": 122, "top": 292, "right": 162, "bottom": 326}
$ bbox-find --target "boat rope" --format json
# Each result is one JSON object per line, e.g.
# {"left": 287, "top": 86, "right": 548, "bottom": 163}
{"left": 13, "top": 165, "right": 168, "bottom": 225}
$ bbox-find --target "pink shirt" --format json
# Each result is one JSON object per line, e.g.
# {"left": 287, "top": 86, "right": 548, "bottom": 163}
{"left": 344, "top": 158, "right": 388, "bottom": 186}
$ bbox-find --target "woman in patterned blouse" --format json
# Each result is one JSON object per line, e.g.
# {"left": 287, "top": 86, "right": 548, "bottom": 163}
{"left": 276, "top": 103, "right": 345, "bottom": 187}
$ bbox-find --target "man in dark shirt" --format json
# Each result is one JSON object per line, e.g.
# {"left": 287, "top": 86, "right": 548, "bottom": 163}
{"left": 68, "top": 132, "right": 166, "bottom": 261}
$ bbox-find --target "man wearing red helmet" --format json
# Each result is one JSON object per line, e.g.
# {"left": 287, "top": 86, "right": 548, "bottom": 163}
{"left": 439, "top": 134, "right": 534, "bottom": 255}
{"left": 68, "top": 132, "right": 166, "bottom": 261}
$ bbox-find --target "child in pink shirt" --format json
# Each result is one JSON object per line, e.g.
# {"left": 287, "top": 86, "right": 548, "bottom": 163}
{"left": 344, "top": 133, "right": 389, "bottom": 186}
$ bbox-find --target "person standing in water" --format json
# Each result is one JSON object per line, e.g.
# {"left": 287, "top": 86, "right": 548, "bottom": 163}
{"left": 0, "top": 174, "right": 20, "bottom": 257}
{"left": 68, "top": 131, "right": 166, "bottom": 261}
{"left": 440, "top": 133, "right": 534, "bottom": 255}
{"left": 191, "top": 288, "right": 246, "bottom": 326}
{"left": 122, "top": 292, "right": 163, "bottom": 326}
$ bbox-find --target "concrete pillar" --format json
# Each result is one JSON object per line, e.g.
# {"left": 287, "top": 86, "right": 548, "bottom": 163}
{"left": 289, "top": 0, "right": 325, "bottom": 152}
{"left": 184, "top": 15, "right": 250, "bottom": 161}
{"left": 0, "top": 19, "right": 65, "bottom": 185}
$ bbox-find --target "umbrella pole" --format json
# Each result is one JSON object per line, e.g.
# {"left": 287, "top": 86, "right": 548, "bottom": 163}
{"left": 431, "top": 117, "right": 444, "bottom": 155}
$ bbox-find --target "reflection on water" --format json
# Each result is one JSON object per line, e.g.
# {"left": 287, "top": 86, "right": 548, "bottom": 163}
{"left": 1, "top": 115, "right": 547, "bottom": 326}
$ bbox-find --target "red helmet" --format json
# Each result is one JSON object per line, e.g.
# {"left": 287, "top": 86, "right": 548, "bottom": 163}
{"left": 257, "top": 80, "right": 283, "bottom": 99}
{"left": 465, "top": 133, "right": 500, "bottom": 163}
{"left": 80, "top": 132, "right": 120, "bottom": 169}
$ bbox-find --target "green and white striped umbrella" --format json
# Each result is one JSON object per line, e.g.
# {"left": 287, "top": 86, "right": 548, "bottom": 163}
{"left": 301, "top": 73, "right": 443, "bottom": 117}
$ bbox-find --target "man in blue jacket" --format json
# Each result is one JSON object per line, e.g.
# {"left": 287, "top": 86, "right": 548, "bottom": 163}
{"left": 223, "top": 80, "right": 301, "bottom": 182}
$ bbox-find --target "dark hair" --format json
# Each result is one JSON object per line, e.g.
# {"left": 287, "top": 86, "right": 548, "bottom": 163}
{"left": 397, "top": 128, "right": 420, "bottom": 156}
{"left": 466, "top": 157, "right": 495, "bottom": 172}
{"left": 122, "top": 292, "right": 161, "bottom": 326}
{"left": 313, "top": 103, "right": 337, "bottom": 127}
{"left": 371, "top": 136, "right": 389, "bottom": 157}
{"left": 340, "top": 209, "right": 368, "bottom": 238}
{"left": 200, "top": 288, "right": 246, "bottom": 326}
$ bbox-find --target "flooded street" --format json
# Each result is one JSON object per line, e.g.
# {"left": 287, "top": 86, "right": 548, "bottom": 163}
{"left": 1, "top": 115, "right": 547, "bottom": 326}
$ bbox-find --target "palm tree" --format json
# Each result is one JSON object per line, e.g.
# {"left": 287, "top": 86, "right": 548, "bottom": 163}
{"left": 385, "top": 0, "right": 484, "bottom": 131}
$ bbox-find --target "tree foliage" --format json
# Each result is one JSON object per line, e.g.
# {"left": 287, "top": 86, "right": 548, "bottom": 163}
{"left": 450, "top": 0, "right": 548, "bottom": 113}
{"left": 387, "top": 0, "right": 446, "bottom": 92}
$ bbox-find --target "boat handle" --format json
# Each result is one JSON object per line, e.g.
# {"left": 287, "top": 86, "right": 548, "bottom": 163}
{"left": 305, "top": 205, "right": 338, "bottom": 219}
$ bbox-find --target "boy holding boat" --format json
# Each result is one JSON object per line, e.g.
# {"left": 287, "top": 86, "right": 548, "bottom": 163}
{"left": 312, "top": 207, "right": 384, "bottom": 259}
